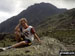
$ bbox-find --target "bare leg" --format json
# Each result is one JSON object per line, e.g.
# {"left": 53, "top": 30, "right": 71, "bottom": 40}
{"left": 15, "top": 32, "right": 21, "bottom": 42}
{"left": 0, "top": 41, "right": 27, "bottom": 51}
{"left": 11, "top": 41, "right": 27, "bottom": 48}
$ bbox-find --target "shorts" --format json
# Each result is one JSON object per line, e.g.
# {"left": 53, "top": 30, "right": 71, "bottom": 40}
{"left": 25, "top": 39, "right": 31, "bottom": 43}
{"left": 25, "top": 39, "right": 32, "bottom": 46}
{"left": 21, "top": 34, "right": 32, "bottom": 45}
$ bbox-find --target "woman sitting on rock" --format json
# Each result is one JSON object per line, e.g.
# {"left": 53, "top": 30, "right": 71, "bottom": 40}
{"left": 1, "top": 18, "right": 41, "bottom": 51}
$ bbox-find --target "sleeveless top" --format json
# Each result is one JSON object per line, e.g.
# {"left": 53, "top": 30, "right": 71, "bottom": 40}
{"left": 21, "top": 26, "right": 34, "bottom": 42}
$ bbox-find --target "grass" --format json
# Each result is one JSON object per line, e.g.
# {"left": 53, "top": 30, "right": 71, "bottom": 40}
{"left": 0, "top": 34, "right": 16, "bottom": 47}
{"left": 37, "top": 29, "right": 75, "bottom": 45}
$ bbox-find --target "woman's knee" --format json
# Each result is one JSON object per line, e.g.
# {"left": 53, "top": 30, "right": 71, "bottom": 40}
{"left": 20, "top": 41, "right": 26, "bottom": 44}
{"left": 15, "top": 32, "right": 21, "bottom": 36}
{"left": 14, "top": 31, "right": 21, "bottom": 41}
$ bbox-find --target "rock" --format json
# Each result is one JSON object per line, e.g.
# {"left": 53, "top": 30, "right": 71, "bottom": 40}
{"left": 0, "top": 37, "right": 67, "bottom": 56}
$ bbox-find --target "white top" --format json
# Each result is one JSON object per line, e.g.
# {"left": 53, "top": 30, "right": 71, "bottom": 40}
{"left": 22, "top": 26, "right": 34, "bottom": 42}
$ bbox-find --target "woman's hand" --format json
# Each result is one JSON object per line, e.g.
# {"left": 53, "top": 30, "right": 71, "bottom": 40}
{"left": 34, "top": 33, "right": 42, "bottom": 45}
{"left": 38, "top": 40, "right": 42, "bottom": 45}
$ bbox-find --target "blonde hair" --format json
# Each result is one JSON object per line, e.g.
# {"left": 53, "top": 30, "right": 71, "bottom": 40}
{"left": 19, "top": 18, "right": 27, "bottom": 24}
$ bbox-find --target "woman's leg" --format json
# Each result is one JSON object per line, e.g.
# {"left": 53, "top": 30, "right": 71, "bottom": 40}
{"left": 11, "top": 41, "right": 27, "bottom": 48}
{"left": 0, "top": 41, "right": 28, "bottom": 51}
{"left": 15, "top": 32, "right": 21, "bottom": 42}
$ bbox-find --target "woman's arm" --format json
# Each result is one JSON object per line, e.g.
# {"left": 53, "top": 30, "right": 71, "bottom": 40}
{"left": 34, "top": 33, "right": 41, "bottom": 43}
{"left": 15, "top": 24, "right": 20, "bottom": 32}
{"left": 31, "top": 27, "right": 41, "bottom": 43}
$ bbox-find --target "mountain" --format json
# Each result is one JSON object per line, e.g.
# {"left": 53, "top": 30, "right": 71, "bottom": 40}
{"left": 0, "top": 2, "right": 67, "bottom": 33}
{"left": 36, "top": 8, "right": 75, "bottom": 45}
{"left": 37, "top": 8, "right": 75, "bottom": 30}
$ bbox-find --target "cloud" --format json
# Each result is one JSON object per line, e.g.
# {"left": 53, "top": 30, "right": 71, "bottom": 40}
{"left": 0, "top": 0, "right": 75, "bottom": 23}
{"left": 62, "top": 0, "right": 75, "bottom": 9}
{"left": 0, "top": 0, "right": 16, "bottom": 13}
{"left": 0, "top": 0, "right": 75, "bottom": 13}
{"left": 0, "top": 11, "right": 12, "bottom": 23}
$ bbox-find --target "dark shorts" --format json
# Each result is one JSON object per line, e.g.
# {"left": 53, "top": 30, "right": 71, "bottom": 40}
{"left": 25, "top": 39, "right": 31, "bottom": 43}
{"left": 21, "top": 34, "right": 32, "bottom": 45}
{"left": 24, "top": 39, "right": 32, "bottom": 46}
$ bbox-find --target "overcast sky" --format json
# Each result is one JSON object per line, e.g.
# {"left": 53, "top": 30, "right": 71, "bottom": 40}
{"left": 0, "top": 0, "right": 75, "bottom": 23}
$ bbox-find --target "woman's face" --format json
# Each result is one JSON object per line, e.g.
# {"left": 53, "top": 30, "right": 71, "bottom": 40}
{"left": 21, "top": 20, "right": 26, "bottom": 26}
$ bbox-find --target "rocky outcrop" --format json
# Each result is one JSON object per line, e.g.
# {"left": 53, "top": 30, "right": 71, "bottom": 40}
{"left": 0, "top": 37, "right": 67, "bottom": 56}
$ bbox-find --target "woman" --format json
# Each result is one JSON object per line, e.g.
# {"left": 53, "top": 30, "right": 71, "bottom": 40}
{"left": 1, "top": 18, "right": 41, "bottom": 51}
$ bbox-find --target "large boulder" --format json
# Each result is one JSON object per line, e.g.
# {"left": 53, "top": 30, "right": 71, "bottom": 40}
{"left": 0, "top": 37, "right": 67, "bottom": 56}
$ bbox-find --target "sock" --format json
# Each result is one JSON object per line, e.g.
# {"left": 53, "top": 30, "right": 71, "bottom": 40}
{"left": 5, "top": 46, "right": 13, "bottom": 49}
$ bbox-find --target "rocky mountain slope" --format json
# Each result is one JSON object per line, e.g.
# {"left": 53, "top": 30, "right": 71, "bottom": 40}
{"left": 36, "top": 8, "right": 75, "bottom": 46}
{"left": 37, "top": 8, "right": 75, "bottom": 30}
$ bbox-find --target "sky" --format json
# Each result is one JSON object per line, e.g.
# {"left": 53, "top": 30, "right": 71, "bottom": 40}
{"left": 0, "top": 0, "right": 75, "bottom": 23}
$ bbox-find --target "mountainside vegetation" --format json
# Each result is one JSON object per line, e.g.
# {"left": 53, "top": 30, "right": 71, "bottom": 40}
{"left": 37, "top": 8, "right": 75, "bottom": 45}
